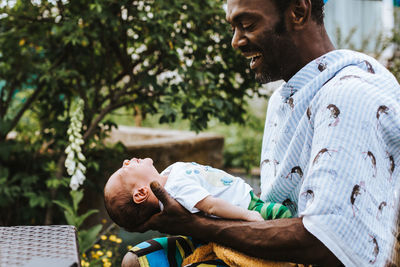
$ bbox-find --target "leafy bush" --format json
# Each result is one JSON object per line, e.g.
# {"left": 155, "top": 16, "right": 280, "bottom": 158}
{"left": 217, "top": 111, "right": 265, "bottom": 174}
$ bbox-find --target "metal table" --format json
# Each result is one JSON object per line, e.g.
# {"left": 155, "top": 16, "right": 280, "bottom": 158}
{"left": 0, "top": 225, "right": 80, "bottom": 267}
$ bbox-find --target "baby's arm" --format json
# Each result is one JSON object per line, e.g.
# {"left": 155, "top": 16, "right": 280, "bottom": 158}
{"left": 195, "top": 196, "right": 264, "bottom": 222}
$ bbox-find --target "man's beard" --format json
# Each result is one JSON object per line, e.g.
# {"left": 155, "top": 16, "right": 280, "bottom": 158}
{"left": 255, "top": 65, "right": 275, "bottom": 84}
{"left": 254, "top": 40, "right": 284, "bottom": 84}
{"left": 254, "top": 17, "right": 287, "bottom": 84}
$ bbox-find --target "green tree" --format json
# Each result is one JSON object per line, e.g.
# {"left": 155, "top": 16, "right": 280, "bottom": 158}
{"left": 0, "top": 0, "right": 257, "bottom": 225}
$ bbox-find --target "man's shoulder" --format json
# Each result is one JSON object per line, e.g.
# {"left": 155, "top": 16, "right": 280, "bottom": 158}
{"left": 319, "top": 64, "right": 396, "bottom": 104}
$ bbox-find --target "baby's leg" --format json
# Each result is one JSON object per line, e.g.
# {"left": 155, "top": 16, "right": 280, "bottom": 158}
{"left": 247, "top": 191, "right": 292, "bottom": 220}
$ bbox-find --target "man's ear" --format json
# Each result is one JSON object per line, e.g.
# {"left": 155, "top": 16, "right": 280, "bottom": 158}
{"left": 287, "top": 0, "right": 312, "bottom": 30}
{"left": 132, "top": 186, "right": 150, "bottom": 204}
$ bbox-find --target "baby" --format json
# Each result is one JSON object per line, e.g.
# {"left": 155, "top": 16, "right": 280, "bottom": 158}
{"left": 104, "top": 158, "right": 291, "bottom": 231}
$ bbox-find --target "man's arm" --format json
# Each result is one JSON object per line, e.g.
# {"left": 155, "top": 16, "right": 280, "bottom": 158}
{"left": 195, "top": 195, "right": 264, "bottom": 222}
{"left": 137, "top": 181, "right": 342, "bottom": 266}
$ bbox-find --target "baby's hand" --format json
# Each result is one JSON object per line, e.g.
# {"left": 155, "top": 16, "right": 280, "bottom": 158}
{"left": 245, "top": 210, "right": 264, "bottom": 222}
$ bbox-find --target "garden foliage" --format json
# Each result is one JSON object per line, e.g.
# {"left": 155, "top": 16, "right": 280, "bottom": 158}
{"left": 0, "top": 0, "right": 257, "bottom": 226}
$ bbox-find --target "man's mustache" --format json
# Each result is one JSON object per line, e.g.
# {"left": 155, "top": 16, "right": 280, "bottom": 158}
{"left": 239, "top": 45, "right": 261, "bottom": 54}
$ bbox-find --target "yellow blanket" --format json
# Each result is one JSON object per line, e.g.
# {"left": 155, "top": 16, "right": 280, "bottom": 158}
{"left": 182, "top": 242, "right": 302, "bottom": 267}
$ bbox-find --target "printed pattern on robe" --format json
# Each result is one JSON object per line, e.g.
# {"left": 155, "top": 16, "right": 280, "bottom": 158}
{"left": 260, "top": 50, "right": 400, "bottom": 266}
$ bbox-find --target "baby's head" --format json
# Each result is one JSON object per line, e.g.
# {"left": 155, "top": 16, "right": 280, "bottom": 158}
{"left": 104, "top": 158, "right": 163, "bottom": 231}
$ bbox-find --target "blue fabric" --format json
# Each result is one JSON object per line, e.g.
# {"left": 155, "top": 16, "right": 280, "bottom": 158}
{"left": 130, "top": 237, "right": 228, "bottom": 267}
{"left": 260, "top": 49, "right": 400, "bottom": 266}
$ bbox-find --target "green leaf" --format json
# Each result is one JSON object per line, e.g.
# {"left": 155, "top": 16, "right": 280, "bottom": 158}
{"left": 75, "top": 209, "right": 98, "bottom": 229}
{"left": 53, "top": 200, "right": 74, "bottom": 216}
{"left": 64, "top": 210, "right": 76, "bottom": 226}
{"left": 78, "top": 224, "right": 102, "bottom": 254}
{"left": 0, "top": 119, "right": 12, "bottom": 137}
{"left": 46, "top": 178, "right": 62, "bottom": 189}
{"left": 70, "top": 190, "right": 84, "bottom": 213}
{"left": 0, "top": 142, "right": 13, "bottom": 160}
{"left": 0, "top": 166, "right": 9, "bottom": 179}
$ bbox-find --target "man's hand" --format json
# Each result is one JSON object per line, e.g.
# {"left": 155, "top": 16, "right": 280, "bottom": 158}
{"left": 128, "top": 181, "right": 195, "bottom": 235}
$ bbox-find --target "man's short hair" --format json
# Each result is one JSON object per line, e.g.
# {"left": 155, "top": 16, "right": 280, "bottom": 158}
{"left": 273, "top": 0, "right": 325, "bottom": 25}
{"left": 104, "top": 188, "right": 155, "bottom": 232}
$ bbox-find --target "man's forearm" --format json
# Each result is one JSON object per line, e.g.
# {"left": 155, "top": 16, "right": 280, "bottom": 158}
{"left": 186, "top": 216, "right": 341, "bottom": 266}
{"left": 145, "top": 181, "right": 341, "bottom": 266}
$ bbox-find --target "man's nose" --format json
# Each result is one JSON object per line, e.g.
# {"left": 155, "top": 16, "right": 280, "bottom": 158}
{"left": 231, "top": 29, "right": 247, "bottom": 49}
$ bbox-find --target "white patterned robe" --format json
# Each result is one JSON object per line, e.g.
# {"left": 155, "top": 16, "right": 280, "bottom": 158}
{"left": 260, "top": 50, "right": 400, "bottom": 266}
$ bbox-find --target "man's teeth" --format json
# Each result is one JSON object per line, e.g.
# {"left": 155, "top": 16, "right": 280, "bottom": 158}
{"left": 246, "top": 53, "right": 262, "bottom": 59}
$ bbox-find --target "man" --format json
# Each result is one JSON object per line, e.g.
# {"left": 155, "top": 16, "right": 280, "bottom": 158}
{"left": 122, "top": 0, "right": 400, "bottom": 266}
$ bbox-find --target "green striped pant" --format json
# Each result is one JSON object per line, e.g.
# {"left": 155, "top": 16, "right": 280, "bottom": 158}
{"left": 247, "top": 191, "right": 292, "bottom": 219}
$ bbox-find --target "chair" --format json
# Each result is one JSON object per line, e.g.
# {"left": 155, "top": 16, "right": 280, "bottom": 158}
{"left": 0, "top": 225, "right": 80, "bottom": 267}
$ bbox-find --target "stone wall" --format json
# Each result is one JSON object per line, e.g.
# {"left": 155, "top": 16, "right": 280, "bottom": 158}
{"left": 106, "top": 126, "right": 225, "bottom": 170}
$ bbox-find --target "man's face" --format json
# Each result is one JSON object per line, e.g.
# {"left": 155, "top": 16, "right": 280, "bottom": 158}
{"left": 226, "top": 0, "right": 295, "bottom": 83}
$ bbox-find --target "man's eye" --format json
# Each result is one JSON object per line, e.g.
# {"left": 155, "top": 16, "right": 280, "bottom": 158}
{"left": 243, "top": 24, "right": 254, "bottom": 31}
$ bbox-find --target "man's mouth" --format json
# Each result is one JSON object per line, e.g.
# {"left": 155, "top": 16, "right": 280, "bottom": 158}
{"left": 246, "top": 52, "right": 262, "bottom": 70}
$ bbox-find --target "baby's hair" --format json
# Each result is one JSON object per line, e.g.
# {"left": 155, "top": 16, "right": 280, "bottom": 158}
{"left": 104, "top": 186, "right": 156, "bottom": 232}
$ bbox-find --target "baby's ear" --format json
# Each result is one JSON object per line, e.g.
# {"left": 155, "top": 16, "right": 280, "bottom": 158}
{"left": 132, "top": 186, "right": 150, "bottom": 204}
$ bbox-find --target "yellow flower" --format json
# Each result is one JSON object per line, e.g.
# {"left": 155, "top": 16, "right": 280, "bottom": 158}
{"left": 84, "top": 263, "right": 90, "bottom": 267}
{"left": 103, "top": 262, "right": 111, "bottom": 267}
{"left": 96, "top": 250, "right": 104, "bottom": 257}
{"left": 82, "top": 253, "right": 87, "bottom": 258}
{"left": 109, "top": 235, "right": 117, "bottom": 242}
{"left": 93, "top": 244, "right": 100, "bottom": 249}
{"left": 100, "top": 235, "right": 107, "bottom": 240}
{"left": 101, "top": 219, "right": 107, "bottom": 224}
{"left": 116, "top": 238, "right": 122, "bottom": 244}
{"left": 127, "top": 245, "right": 133, "bottom": 250}
{"left": 81, "top": 260, "right": 87, "bottom": 266}
{"left": 19, "top": 39, "right": 26, "bottom": 46}
{"left": 106, "top": 251, "right": 112, "bottom": 257}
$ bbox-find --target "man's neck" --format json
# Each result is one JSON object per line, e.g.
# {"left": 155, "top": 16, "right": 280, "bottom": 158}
{"left": 283, "top": 24, "right": 335, "bottom": 82}
{"left": 299, "top": 25, "right": 335, "bottom": 65}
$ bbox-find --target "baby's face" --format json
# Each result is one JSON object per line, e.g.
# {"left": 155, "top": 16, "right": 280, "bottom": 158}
{"left": 120, "top": 158, "right": 159, "bottom": 183}
{"left": 107, "top": 158, "right": 160, "bottom": 195}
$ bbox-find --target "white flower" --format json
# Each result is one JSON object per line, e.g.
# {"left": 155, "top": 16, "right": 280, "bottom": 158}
{"left": 78, "top": 162, "right": 87, "bottom": 173}
{"left": 185, "top": 59, "right": 193, "bottom": 67}
{"left": 69, "top": 178, "right": 80, "bottom": 191}
{"left": 65, "top": 146, "right": 71, "bottom": 154}
{"left": 77, "top": 152, "right": 86, "bottom": 161}
{"left": 65, "top": 98, "right": 86, "bottom": 190}
{"left": 74, "top": 169, "right": 85, "bottom": 184}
